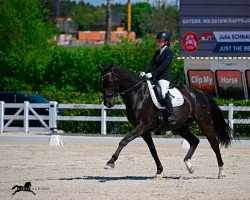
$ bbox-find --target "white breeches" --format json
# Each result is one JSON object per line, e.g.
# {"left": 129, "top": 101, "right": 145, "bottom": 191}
{"left": 158, "top": 79, "right": 170, "bottom": 99}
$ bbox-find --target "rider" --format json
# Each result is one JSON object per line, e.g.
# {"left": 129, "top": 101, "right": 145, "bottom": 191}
{"left": 140, "top": 31, "right": 176, "bottom": 124}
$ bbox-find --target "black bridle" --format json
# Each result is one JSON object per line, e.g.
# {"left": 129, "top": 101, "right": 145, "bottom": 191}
{"left": 101, "top": 71, "right": 145, "bottom": 99}
{"left": 101, "top": 71, "right": 119, "bottom": 99}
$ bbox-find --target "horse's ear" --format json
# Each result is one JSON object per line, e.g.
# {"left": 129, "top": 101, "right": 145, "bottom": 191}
{"left": 108, "top": 61, "right": 114, "bottom": 70}
{"left": 98, "top": 64, "right": 104, "bottom": 72}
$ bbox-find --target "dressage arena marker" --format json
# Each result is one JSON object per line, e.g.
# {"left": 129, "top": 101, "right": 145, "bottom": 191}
{"left": 49, "top": 135, "right": 63, "bottom": 146}
{"left": 181, "top": 139, "right": 190, "bottom": 149}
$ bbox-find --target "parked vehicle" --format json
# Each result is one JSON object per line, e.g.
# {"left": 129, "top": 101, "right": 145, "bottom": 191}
{"left": 0, "top": 92, "right": 60, "bottom": 127}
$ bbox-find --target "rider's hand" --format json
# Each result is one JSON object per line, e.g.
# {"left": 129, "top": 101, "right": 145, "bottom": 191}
{"left": 139, "top": 72, "right": 146, "bottom": 78}
{"left": 145, "top": 73, "right": 152, "bottom": 79}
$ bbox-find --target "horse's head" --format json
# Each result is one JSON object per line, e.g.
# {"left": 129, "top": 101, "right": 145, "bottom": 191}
{"left": 99, "top": 63, "right": 117, "bottom": 108}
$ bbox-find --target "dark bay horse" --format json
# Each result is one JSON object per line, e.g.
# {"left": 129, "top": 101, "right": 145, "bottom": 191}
{"left": 99, "top": 63, "right": 233, "bottom": 179}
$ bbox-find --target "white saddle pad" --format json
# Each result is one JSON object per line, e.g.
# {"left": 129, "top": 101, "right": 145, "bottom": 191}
{"left": 146, "top": 80, "right": 184, "bottom": 109}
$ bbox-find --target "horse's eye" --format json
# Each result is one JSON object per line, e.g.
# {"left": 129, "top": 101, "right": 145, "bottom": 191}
{"left": 107, "top": 78, "right": 112, "bottom": 84}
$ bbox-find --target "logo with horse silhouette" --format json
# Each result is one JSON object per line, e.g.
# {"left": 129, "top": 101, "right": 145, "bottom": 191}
{"left": 12, "top": 182, "right": 36, "bottom": 195}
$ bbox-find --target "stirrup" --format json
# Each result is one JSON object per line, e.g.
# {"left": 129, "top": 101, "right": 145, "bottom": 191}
{"left": 158, "top": 110, "right": 164, "bottom": 121}
{"left": 168, "top": 116, "right": 176, "bottom": 125}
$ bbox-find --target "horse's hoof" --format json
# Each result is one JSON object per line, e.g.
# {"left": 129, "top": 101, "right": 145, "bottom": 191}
{"left": 154, "top": 174, "right": 163, "bottom": 181}
{"left": 218, "top": 174, "right": 226, "bottom": 179}
{"left": 218, "top": 167, "right": 226, "bottom": 179}
{"left": 185, "top": 159, "right": 195, "bottom": 174}
{"left": 187, "top": 165, "right": 194, "bottom": 174}
{"left": 104, "top": 163, "right": 115, "bottom": 169}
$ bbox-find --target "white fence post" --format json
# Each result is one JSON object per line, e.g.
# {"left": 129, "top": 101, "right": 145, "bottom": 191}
{"left": 49, "top": 101, "right": 58, "bottom": 134}
{"left": 101, "top": 102, "right": 107, "bottom": 135}
{"left": 228, "top": 103, "right": 234, "bottom": 130}
{"left": 0, "top": 101, "right": 4, "bottom": 133}
{"left": 23, "top": 101, "right": 29, "bottom": 133}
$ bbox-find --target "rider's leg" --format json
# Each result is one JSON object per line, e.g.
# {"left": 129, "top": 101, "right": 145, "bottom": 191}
{"left": 164, "top": 93, "right": 176, "bottom": 124}
{"left": 158, "top": 79, "right": 176, "bottom": 124}
{"left": 158, "top": 79, "right": 169, "bottom": 99}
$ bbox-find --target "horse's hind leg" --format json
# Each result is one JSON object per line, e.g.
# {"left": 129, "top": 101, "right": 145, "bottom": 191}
{"left": 175, "top": 126, "right": 200, "bottom": 174}
{"left": 208, "top": 137, "right": 226, "bottom": 178}
{"left": 210, "top": 139, "right": 226, "bottom": 179}
{"left": 141, "top": 132, "right": 163, "bottom": 178}
{"left": 197, "top": 121, "right": 226, "bottom": 179}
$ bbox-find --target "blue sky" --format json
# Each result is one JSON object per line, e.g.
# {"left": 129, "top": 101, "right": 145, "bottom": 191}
{"left": 73, "top": 0, "right": 177, "bottom": 7}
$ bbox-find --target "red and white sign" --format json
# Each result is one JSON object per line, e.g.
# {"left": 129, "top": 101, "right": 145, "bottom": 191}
{"left": 188, "top": 70, "right": 215, "bottom": 94}
{"left": 182, "top": 32, "right": 199, "bottom": 52}
{"left": 201, "top": 33, "right": 213, "bottom": 41}
{"left": 216, "top": 70, "right": 243, "bottom": 88}
{"left": 246, "top": 70, "right": 250, "bottom": 90}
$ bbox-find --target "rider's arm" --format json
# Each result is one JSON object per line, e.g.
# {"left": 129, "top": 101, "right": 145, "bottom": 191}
{"left": 144, "top": 51, "right": 159, "bottom": 73}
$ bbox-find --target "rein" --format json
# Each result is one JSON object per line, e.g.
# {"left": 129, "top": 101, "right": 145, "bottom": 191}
{"left": 101, "top": 72, "right": 145, "bottom": 97}
{"left": 118, "top": 79, "right": 145, "bottom": 96}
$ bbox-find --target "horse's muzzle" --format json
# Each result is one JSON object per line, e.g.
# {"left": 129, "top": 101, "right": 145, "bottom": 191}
{"left": 104, "top": 97, "right": 115, "bottom": 108}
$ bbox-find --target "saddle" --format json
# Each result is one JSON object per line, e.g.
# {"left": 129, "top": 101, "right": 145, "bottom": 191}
{"left": 146, "top": 80, "right": 184, "bottom": 109}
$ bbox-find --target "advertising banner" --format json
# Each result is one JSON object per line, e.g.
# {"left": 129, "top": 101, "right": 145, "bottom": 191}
{"left": 246, "top": 70, "right": 250, "bottom": 94}
{"left": 216, "top": 70, "right": 245, "bottom": 99}
{"left": 187, "top": 70, "right": 215, "bottom": 95}
{"left": 180, "top": 0, "right": 250, "bottom": 57}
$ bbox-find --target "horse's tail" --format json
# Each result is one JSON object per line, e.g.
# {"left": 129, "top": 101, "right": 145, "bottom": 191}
{"left": 205, "top": 93, "right": 234, "bottom": 148}
{"left": 12, "top": 185, "right": 18, "bottom": 190}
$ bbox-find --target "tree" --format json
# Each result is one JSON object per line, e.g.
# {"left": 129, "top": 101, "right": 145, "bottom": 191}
{"left": 69, "top": 2, "right": 94, "bottom": 30}
{"left": 130, "top": 2, "right": 153, "bottom": 38}
{"left": 148, "top": 6, "right": 179, "bottom": 40}
{"left": 129, "top": 3, "right": 179, "bottom": 39}
{"left": 0, "top": 0, "right": 54, "bottom": 91}
{"left": 105, "top": 0, "right": 112, "bottom": 44}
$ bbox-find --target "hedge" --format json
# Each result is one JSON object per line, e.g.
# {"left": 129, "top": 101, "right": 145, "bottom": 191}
{"left": 1, "top": 39, "right": 184, "bottom": 93}
{"left": 1, "top": 39, "right": 249, "bottom": 137}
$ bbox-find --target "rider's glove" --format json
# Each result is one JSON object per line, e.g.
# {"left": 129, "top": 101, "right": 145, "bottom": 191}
{"left": 139, "top": 72, "right": 146, "bottom": 78}
{"left": 145, "top": 73, "right": 152, "bottom": 79}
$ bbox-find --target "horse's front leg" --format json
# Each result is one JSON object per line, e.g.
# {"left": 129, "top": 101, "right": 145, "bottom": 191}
{"left": 141, "top": 132, "right": 163, "bottom": 178}
{"left": 105, "top": 125, "right": 144, "bottom": 169}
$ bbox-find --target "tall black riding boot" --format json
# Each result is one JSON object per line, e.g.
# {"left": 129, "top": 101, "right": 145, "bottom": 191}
{"left": 164, "top": 94, "right": 176, "bottom": 125}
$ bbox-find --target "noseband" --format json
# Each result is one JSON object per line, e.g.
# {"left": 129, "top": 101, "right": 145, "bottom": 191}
{"left": 101, "top": 72, "right": 119, "bottom": 99}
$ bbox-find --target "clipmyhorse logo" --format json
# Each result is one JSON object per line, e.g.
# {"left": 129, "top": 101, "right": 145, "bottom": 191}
{"left": 12, "top": 182, "right": 36, "bottom": 195}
